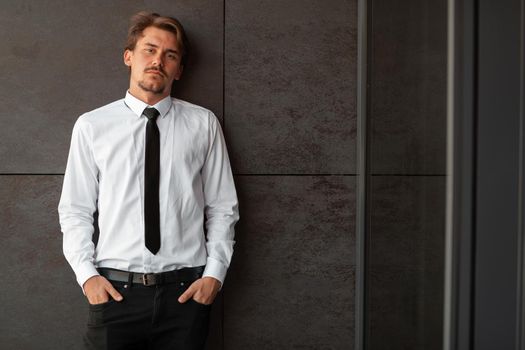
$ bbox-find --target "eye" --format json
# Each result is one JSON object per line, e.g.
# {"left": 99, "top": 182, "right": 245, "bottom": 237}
{"left": 167, "top": 53, "right": 177, "bottom": 60}
{"left": 145, "top": 48, "right": 154, "bottom": 53}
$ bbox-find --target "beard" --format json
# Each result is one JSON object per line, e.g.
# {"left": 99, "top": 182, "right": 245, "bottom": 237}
{"left": 138, "top": 78, "right": 165, "bottom": 95}
{"left": 138, "top": 67, "right": 168, "bottom": 94}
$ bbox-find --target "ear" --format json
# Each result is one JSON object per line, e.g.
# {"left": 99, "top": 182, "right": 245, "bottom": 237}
{"left": 123, "top": 49, "right": 132, "bottom": 67}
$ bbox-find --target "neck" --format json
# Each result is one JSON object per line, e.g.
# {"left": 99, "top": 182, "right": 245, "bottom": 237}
{"left": 128, "top": 86, "right": 170, "bottom": 106}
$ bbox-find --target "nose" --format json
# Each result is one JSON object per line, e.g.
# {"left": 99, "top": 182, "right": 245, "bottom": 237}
{"left": 151, "top": 53, "right": 164, "bottom": 67}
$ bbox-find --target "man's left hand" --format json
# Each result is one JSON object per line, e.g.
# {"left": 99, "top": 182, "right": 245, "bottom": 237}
{"left": 178, "top": 277, "right": 221, "bottom": 305}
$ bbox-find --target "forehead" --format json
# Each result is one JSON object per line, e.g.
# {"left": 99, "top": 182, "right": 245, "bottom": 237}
{"left": 137, "top": 26, "right": 180, "bottom": 49}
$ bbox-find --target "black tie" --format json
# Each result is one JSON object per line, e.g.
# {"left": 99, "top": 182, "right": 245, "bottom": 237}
{"left": 143, "top": 107, "right": 161, "bottom": 254}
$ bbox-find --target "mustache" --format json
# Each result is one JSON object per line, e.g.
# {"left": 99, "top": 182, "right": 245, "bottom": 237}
{"left": 144, "top": 67, "right": 166, "bottom": 76}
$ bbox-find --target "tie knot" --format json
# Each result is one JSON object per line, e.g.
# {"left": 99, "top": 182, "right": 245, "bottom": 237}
{"left": 143, "top": 107, "right": 160, "bottom": 121}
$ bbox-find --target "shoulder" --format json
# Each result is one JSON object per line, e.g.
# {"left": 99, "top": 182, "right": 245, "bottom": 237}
{"left": 171, "top": 98, "right": 218, "bottom": 123}
{"left": 77, "top": 99, "right": 126, "bottom": 124}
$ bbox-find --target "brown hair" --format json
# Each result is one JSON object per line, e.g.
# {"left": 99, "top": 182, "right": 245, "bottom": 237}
{"left": 125, "top": 11, "right": 189, "bottom": 66}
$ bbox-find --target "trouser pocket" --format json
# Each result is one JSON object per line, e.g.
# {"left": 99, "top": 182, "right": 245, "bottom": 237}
{"left": 86, "top": 280, "right": 129, "bottom": 327}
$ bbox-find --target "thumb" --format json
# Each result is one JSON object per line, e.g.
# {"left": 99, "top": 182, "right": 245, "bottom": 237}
{"left": 178, "top": 284, "right": 196, "bottom": 303}
{"left": 106, "top": 284, "right": 123, "bottom": 302}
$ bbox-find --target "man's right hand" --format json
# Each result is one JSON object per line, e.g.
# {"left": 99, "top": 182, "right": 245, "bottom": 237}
{"left": 83, "top": 275, "right": 123, "bottom": 305}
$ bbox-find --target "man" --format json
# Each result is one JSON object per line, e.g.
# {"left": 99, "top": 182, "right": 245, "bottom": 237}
{"left": 58, "top": 11, "right": 239, "bottom": 349}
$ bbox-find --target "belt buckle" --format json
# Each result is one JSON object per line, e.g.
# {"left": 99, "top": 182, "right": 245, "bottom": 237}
{"left": 141, "top": 273, "right": 156, "bottom": 286}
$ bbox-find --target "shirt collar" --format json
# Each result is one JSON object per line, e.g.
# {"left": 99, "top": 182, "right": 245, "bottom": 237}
{"left": 124, "top": 91, "right": 172, "bottom": 119}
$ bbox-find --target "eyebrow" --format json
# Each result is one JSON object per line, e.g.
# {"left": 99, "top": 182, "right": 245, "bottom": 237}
{"left": 144, "top": 42, "right": 179, "bottom": 54}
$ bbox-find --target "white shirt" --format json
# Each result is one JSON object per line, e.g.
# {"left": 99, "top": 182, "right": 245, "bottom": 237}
{"left": 58, "top": 91, "right": 239, "bottom": 289}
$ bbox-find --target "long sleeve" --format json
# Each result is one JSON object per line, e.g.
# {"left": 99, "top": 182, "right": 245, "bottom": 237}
{"left": 201, "top": 113, "right": 240, "bottom": 286}
{"left": 58, "top": 115, "right": 100, "bottom": 289}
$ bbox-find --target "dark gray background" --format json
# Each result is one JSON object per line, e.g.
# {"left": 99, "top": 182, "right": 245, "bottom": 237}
{"left": 366, "top": 1, "right": 446, "bottom": 349}
{"left": 0, "top": 0, "right": 447, "bottom": 349}
{"left": 0, "top": 1, "right": 356, "bottom": 349}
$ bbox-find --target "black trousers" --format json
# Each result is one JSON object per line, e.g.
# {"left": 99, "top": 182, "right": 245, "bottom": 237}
{"left": 84, "top": 277, "right": 211, "bottom": 350}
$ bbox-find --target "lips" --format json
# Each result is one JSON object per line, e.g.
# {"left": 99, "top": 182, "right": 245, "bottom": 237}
{"left": 146, "top": 70, "right": 164, "bottom": 77}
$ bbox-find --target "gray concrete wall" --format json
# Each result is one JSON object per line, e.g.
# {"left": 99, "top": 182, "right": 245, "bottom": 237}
{"left": 1, "top": 1, "right": 448, "bottom": 349}
{"left": 0, "top": 1, "right": 357, "bottom": 349}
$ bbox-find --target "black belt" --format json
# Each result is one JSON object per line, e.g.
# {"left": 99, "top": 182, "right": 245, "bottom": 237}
{"left": 97, "top": 266, "right": 205, "bottom": 286}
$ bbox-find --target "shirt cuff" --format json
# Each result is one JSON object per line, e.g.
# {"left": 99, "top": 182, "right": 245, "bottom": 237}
{"left": 76, "top": 262, "right": 100, "bottom": 295}
{"left": 202, "top": 257, "right": 228, "bottom": 288}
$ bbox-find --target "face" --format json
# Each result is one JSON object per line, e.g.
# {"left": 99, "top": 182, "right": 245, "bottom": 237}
{"left": 124, "top": 26, "right": 183, "bottom": 99}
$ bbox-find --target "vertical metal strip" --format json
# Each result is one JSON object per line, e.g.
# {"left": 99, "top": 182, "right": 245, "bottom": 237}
{"left": 517, "top": 0, "right": 525, "bottom": 348}
{"left": 444, "top": 0, "right": 477, "bottom": 348}
{"left": 443, "top": 0, "right": 456, "bottom": 348}
{"left": 356, "top": 0, "right": 368, "bottom": 348}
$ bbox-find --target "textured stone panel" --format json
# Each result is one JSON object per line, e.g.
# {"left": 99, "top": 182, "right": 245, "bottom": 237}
{"left": 225, "top": 0, "right": 357, "bottom": 174}
{"left": 224, "top": 176, "right": 355, "bottom": 348}
{"left": 0, "top": 0, "right": 223, "bottom": 173}
{"left": 368, "top": 176, "right": 445, "bottom": 350}
{"left": 369, "top": 0, "right": 447, "bottom": 174}
{"left": 0, "top": 175, "right": 223, "bottom": 349}
{"left": 0, "top": 176, "right": 84, "bottom": 349}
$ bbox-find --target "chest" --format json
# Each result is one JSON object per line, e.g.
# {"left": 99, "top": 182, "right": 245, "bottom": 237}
{"left": 91, "top": 116, "right": 208, "bottom": 175}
